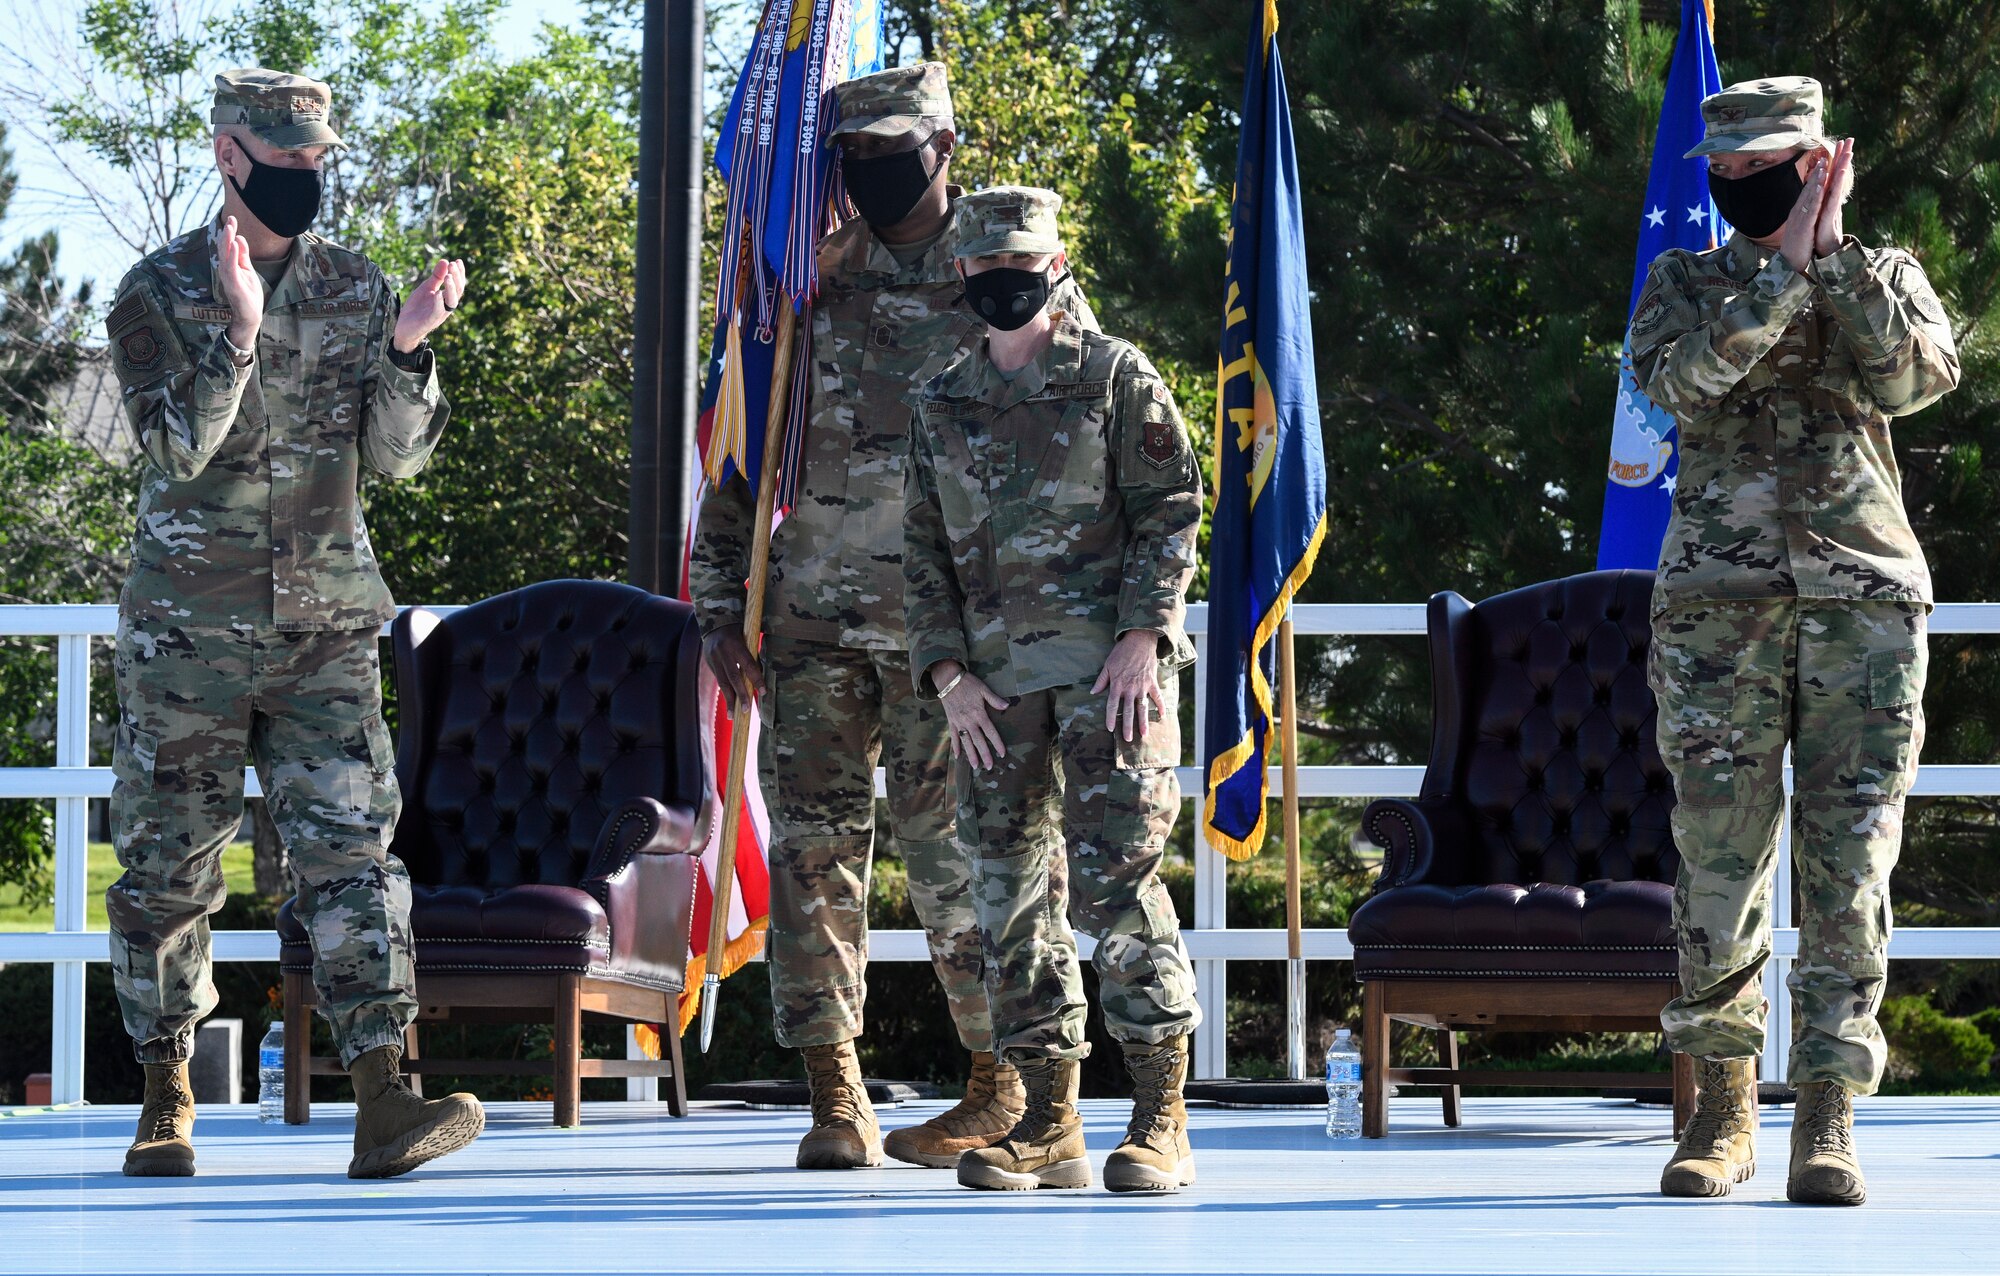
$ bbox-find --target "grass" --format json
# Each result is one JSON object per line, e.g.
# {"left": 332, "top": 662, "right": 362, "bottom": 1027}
{"left": 0, "top": 842, "right": 256, "bottom": 931}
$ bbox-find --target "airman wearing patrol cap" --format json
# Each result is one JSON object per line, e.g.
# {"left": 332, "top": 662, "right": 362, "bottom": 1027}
{"left": 689, "top": 66, "right": 1095, "bottom": 1174}
{"left": 104, "top": 67, "right": 482, "bottom": 1180}
{"left": 903, "top": 186, "right": 1204, "bottom": 1195}
{"left": 1631, "top": 75, "right": 1960, "bottom": 1206}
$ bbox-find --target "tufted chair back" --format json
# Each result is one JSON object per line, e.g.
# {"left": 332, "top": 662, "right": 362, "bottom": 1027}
{"left": 387, "top": 579, "right": 705, "bottom": 890}
{"left": 1419, "top": 569, "right": 1677, "bottom": 888}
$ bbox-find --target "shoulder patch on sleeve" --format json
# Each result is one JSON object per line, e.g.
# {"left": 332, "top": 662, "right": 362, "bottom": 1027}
{"left": 117, "top": 326, "right": 166, "bottom": 374}
{"left": 106, "top": 274, "right": 187, "bottom": 382}
{"left": 1890, "top": 255, "right": 1950, "bottom": 327}
{"left": 1140, "top": 416, "right": 1182, "bottom": 469}
{"left": 105, "top": 291, "right": 148, "bottom": 338}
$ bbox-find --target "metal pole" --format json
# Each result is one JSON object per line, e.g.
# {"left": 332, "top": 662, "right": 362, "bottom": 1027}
{"left": 1764, "top": 747, "right": 1795, "bottom": 1085}
{"left": 1191, "top": 634, "right": 1229, "bottom": 1080}
{"left": 631, "top": 0, "right": 703, "bottom": 592}
{"left": 1279, "top": 618, "right": 1306, "bottom": 1081}
{"left": 51, "top": 635, "right": 90, "bottom": 1105}
{"left": 628, "top": 0, "right": 667, "bottom": 592}
{"left": 659, "top": 0, "right": 704, "bottom": 577}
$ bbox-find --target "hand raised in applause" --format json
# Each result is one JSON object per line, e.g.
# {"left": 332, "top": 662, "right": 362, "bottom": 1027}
{"left": 393, "top": 258, "right": 467, "bottom": 354}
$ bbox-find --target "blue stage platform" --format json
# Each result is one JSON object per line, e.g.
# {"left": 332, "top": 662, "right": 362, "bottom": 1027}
{"left": 1, "top": 1095, "right": 1993, "bottom": 1274}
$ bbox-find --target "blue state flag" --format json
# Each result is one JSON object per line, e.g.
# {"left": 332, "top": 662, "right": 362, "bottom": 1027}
{"left": 1595, "top": 0, "right": 1729, "bottom": 570}
{"left": 1202, "top": 1, "right": 1328, "bottom": 861}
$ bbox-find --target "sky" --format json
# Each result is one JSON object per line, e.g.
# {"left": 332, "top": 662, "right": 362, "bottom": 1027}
{"left": 0, "top": 0, "right": 596, "bottom": 301}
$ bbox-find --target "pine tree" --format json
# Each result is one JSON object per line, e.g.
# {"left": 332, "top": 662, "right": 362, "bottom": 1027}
{"left": 1086, "top": 1, "right": 2000, "bottom": 979}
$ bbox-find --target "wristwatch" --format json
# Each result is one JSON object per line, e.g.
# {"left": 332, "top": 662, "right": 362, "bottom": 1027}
{"left": 388, "top": 339, "right": 432, "bottom": 373}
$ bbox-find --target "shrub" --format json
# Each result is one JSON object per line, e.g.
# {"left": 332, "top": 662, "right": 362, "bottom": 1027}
{"left": 1880, "top": 995, "right": 1994, "bottom": 1081}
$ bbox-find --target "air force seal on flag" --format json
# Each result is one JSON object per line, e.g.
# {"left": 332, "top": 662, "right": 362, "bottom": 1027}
{"left": 1606, "top": 363, "right": 1676, "bottom": 490}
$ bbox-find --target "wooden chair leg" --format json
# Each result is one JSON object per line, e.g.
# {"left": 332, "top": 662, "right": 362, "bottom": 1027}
{"left": 1362, "top": 981, "right": 1389, "bottom": 1138}
{"left": 1438, "top": 1027, "right": 1462, "bottom": 1128}
{"left": 403, "top": 1023, "right": 423, "bottom": 1098}
{"left": 554, "top": 973, "right": 582, "bottom": 1128}
{"left": 283, "top": 970, "right": 311, "bottom": 1125}
{"left": 664, "top": 1015, "right": 689, "bottom": 1117}
{"left": 1671, "top": 1050, "right": 1696, "bottom": 1137}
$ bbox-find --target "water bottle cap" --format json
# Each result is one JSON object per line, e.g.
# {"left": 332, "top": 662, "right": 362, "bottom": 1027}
{"left": 1333, "top": 1027, "right": 1351, "bottom": 1041}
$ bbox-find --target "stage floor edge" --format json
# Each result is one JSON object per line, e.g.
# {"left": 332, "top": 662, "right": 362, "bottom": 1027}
{"left": 1, "top": 1095, "right": 1994, "bottom": 1275}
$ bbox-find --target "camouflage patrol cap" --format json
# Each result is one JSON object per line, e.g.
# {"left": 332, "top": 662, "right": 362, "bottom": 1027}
{"left": 1683, "top": 76, "right": 1826, "bottom": 158}
{"left": 952, "top": 186, "right": 1063, "bottom": 258}
{"left": 210, "top": 67, "right": 346, "bottom": 150}
{"left": 830, "top": 62, "right": 953, "bottom": 141}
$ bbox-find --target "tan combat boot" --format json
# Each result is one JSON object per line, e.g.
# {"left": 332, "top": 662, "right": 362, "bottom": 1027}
{"left": 347, "top": 1045, "right": 485, "bottom": 1179}
{"left": 1789, "top": 1080, "right": 1866, "bottom": 1205}
{"left": 796, "top": 1040, "right": 882, "bottom": 1169}
{"left": 1660, "top": 1056, "right": 1758, "bottom": 1197}
{"left": 1104, "top": 1035, "right": 1196, "bottom": 1193}
{"left": 956, "top": 1055, "right": 1090, "bottom": 1190}
{"left": 883, "top": 1051, "right": 1025, "bottom": 1168}
{"left": 124, "top": 1061, "right": 196, "bottom": 1177}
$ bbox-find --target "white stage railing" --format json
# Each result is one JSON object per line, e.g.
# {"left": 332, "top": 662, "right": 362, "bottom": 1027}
{"left": 7, "top": 600, "right": 2000, "bottom": 1101}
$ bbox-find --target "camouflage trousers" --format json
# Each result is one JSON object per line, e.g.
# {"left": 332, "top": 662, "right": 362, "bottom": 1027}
{"left": 956, "top": 676, "right": 1200, "bottom": 1062}
{"left": 108, "top": 617, "right": 417, "bottom": 1067}
{"left": 1649, "top": 598, "right": 1927, "bottom": 1094}
{"left": 760, "top": 637, "right": 1056, "bottom": 1051}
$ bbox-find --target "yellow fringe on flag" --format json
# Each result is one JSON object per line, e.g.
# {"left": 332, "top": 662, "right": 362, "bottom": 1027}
{"left": 1202, "top": 508, "right": 1329, "bottom": 862}
{"left": 665, "top": 917, "right": 770, "bottom": 1039}
{"left": 704, "top": 315, "right": 751, "bottom": 487}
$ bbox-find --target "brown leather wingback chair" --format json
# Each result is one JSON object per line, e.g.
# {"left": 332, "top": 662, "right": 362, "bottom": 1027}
{"left": 278, "top": 580, "right": 707, "bottom": 1127}
{"left": 1349, "top": 570, "right": 1694, "bottom": 1137}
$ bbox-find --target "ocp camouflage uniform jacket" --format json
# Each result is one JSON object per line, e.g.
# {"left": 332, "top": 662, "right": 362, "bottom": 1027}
{"left": 688, "top": 195, "right": 1095, "bottom": 649}
{"left": 1630, "top": 230, "right": 1958, "bottom": 613}
{"left": 903, "top": 313, "right": 1202, "bottom": 698}
{"left": 105, "top": 220, "right": 449, "bottom": 632}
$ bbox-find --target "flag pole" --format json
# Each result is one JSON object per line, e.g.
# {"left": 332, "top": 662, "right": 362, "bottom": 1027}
{"left": 699, "top": 299, "right": 800, "bottom": 1053}
{"left": 1280, "top": 614, "right": 1306, "bottom": 1080}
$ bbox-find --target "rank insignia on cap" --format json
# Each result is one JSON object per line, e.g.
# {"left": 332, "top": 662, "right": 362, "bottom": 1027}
{"left": 118, "top": 327, "right": 163, "bottom": 372}
{"left": 1718, "top": 106, "right": 1747, "bottom": 122}
{"left": 292, "top": 96, "right": 323, "bottom": 116}
{"left": 1141, "top": 418, "right": 1180, "bottom": 469}
{"left": 993, "top": 203, "right": 1026, "bottom": 227}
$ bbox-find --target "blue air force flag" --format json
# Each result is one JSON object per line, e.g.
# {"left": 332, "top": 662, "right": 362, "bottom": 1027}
{"left": 1202, "top": 1, "right": 1328, "bottom": 861}
{"left": 1594, "top": 0, "right": 1729, "bottom": 570}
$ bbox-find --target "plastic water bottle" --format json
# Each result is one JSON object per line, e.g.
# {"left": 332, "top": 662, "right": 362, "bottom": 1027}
{"left": 257, "top": 1022, "right": 285, "bottom": 1123}
{"left": 1324, "top": 1027, "right": 1362, "bottom": 1138}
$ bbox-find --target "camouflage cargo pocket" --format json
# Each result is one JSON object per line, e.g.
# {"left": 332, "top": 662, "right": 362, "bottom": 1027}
{"left": 110, "top": 719, "right": 168, "bottom": 861}
{"left": 931, "top": 422, "right": 993, "bottom": 542}
{"left": 1025, "top": 399, "right": 1108, "bottom": 520}
{"left": 361, "top": 711, "right": 396, "bottom": 776}
{"left": 1862, "top": 643, "right": 1927, "bottom": 800}
{"left": 113, "top": 718, "right": 161, "bottom": 786}
{"left": 1648, "top": 631, "right": 1741, "bottom": 807}
{"left": 1104, "top": 681, "right": 1181, "bottom": 849}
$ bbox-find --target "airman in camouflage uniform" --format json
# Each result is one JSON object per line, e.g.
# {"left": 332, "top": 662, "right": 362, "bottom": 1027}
{"left": 903, "top": 188, "right": 1202, "bottom": 1194}
{"left": 1633, "top": 78, "right": 1959, "bottom": 1206}
{"left": 687, "top": 64, "right": 1093, "bottom": 1172}
{"left": 106, "top": 68, "right": 482, "bottom": 1180}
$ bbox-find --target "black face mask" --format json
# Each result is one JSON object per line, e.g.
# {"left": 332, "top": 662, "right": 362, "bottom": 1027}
{"left": 228, "top": 152, "right": 324, "bottom": 238}
{"left": 842, "top": 145, "right": 938, "bottom": 228}
{"left": 1707, "top": 159, "right": 1804, "bottom": 239}
{"left": 962, "top": 266, "right": 1051, "bottom": 331}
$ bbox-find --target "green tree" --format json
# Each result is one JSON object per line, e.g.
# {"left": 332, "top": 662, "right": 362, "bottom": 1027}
{"left": 1084, "top": 1, "right": 2000, "bottom": 1055}
{"left": 0, "top": 121, "right": 123, "bottom": 905}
